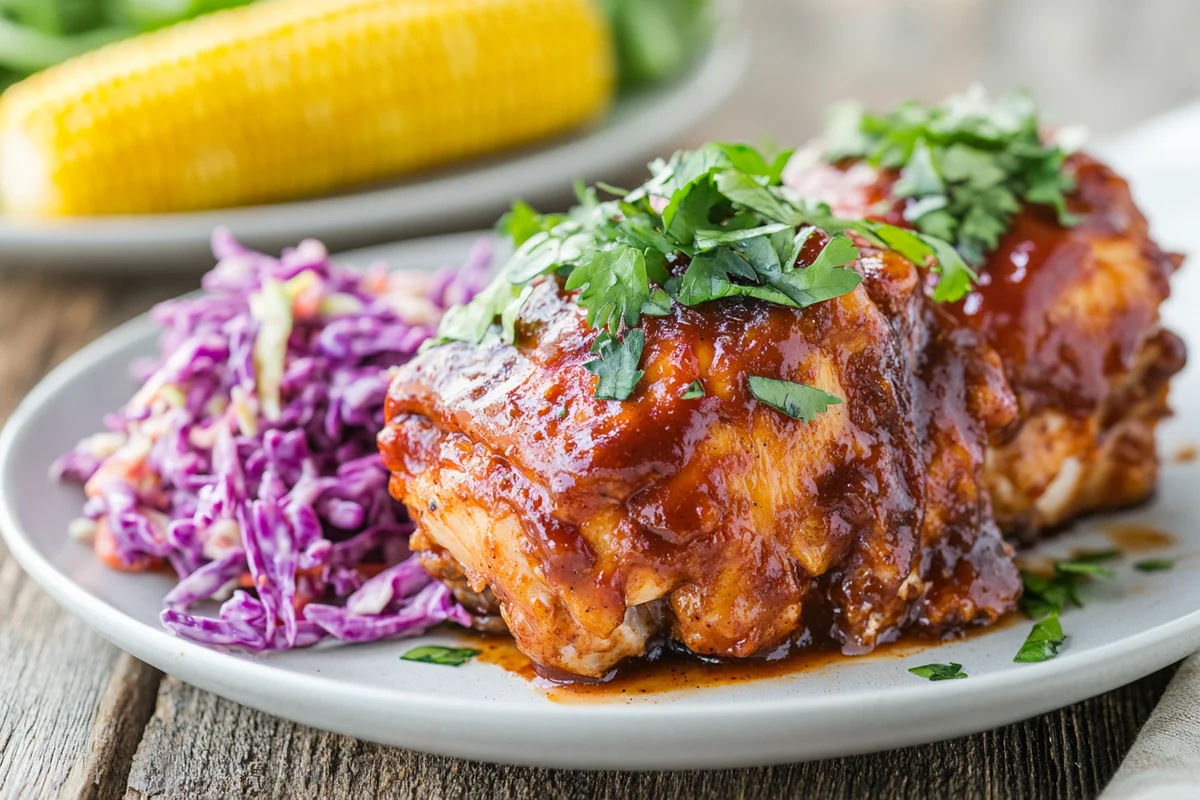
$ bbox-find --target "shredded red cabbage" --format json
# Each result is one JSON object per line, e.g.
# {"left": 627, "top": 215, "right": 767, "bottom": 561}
{"left": 53, "top": 230, "right": 490, "bottom": 651}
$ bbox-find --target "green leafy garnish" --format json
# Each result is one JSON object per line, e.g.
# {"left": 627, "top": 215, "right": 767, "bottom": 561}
{"left": 1053, "top": 560, "right": 1115, "bottom": 579}
{"left": 822, "top": 86, "right": 1080, "bottom": 283}
{"left": 430, "top": 133, "right": 983, "bottom": 416}
{"left": 1019, "top": 570, "right": 1077, "bottom": 620}
{"left": 401, "top": 645, "right": 481, "bottom": 667}
{"left": 564, "top": 245, "right": 655, "bottom": 332}
{"left": 908, "top": 662, "right": 967, "bottom": 681}
{"left": 603, "top": 0, "right": 711, "bottom": 89}
{"left": 1135, "top": 558, "right": 1174, "bottom": 572}
{"left": 430, "top": 141, "right": 888, "bottom": 413}
{"left": 747, "top": 376, "right": 841, "bottom": 423}
{"left": 1014, "top": 614, "right": 1065, "bottom": 663}
{"left": 681, "top": 379, "right": 705, "bottom": 399}
{"left": 584, "top": 329, "right": 646, "bottom": 401}
{"left": 1019, "top": 550, "right": 1120, "bottom": 618}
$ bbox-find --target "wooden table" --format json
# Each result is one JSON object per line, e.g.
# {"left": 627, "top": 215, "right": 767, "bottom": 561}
{"left": 3, "top": 1, "right": 1198, "bottom": 797}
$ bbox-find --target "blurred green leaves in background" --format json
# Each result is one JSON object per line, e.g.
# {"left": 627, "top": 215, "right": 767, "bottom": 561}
{"left": 0, "top": 0, "right": 253, "bottom": 87}
{"left": 0, "top": 0, "right": 710, "bottom": 92}
{"left": 603, "top": 0, "right": 710, "bottom": 89}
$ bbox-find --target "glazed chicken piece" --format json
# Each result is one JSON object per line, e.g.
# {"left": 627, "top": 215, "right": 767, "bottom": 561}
{"left": 380, "top": 238, "right": 1022, "bottom": 678}
{"left": 785, "top": 150, "right": 1186, "bottom": 538}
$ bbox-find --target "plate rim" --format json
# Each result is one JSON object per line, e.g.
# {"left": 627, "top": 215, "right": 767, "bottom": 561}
{"left": 1, "top": 232, "right": 1198, "bottom": 767}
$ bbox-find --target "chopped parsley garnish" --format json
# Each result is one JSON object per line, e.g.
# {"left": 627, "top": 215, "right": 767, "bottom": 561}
{"left": 748, "top": 376, "right": 841, "bottom": 423}
{"left": 823, "top": 85, "right": 1080, "bottom": 275}
{"left": 1014, "top": 614, "right": 1065, "bottom": 663}
{"left": 1135, "top": 558, "right": 1174, "bottom": 572}
{"left": 430, "top": 138, "right": 977, "bottom": 410}
{"left": 584, "top": 329, "right": 646, "bottom": 401}
{"left": 681, "top": 379, "right": 705, "bottom": 399}
{"left": 908, "top": 662, "right": 967, "bottom": 681}
{"left": 1019, "top": 550, "right": 1119, "bottom": 618}
{"left": 1016, "top": 549, "right": 1120, "bottom": 663}
{"left": 400, "top": 645, "right": 481, "bottom": 667}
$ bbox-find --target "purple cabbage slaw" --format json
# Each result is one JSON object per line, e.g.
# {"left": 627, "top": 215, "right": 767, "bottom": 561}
{"left": 53, "top": 230, "right": 491, "bottom": 651}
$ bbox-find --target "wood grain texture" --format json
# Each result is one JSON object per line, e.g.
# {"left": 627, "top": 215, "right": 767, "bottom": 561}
{"left": 2, "top": 1, "right": 1199, "bottom": 797}
{"left": 124, "top": 669, "right": 1174, "bottom": 800}
{"left": 0, "top": 276, "right": 184, "bottom": 800}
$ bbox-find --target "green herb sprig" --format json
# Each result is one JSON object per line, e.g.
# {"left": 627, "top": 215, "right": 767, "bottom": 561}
{"left": 1014, "top": 614, "right": 1065, "bottom": 663}
{"left": 1016, "top": 549, "right": 1119, "bottom": 663}
{"left": 401, "top": 645, "right": 481, "bottom": 667}
{"left": 909, "top": 662, "right": 967, "bottom": 681}
{"left": 823, "top": 86, "right": 1081, "bottom": 271}
{"left": 430, "top": 140, "right": 977, "bottom": 407}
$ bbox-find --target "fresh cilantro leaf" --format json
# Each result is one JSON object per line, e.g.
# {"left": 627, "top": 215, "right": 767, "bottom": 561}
{"left": 1019, "top": 570, "right": 1079, "bottom": 619}
{"left": 908, "top": 662, "right": 967, "bottom": 681}
{"left": 904, "top": 195, "right": 950, "bottom": 225}
{"left": 565, "top": 246, "right": 653, "bottom": 332}
{"left": 641, "top": 288, "right": 672, "bottom": 317}
{"left": 594, "top": 181, "right": 630, "bottom": 197}
{"left": 893, "top": 139, "right": 944, "bottom": 198}
{"left": 674, "top": 238, "right": 861, "bottom": 312}
{"left": 662, "top": 173, "right": 727, "bottom": 245}
{"left": 926, "top": 235, "right": 978, "bottom": 303}
{"left": 1014, "top": 614, "right": 1065, "bottom": 663}
{"left": 747, "top": 376, "right": 841, "bottom": 422}
{"left": 433, "top": 272, "right": 526, "bottom": 347}
{"left": 506, "top": 229, "right": 589, "bottom": 284}
{"left": 682, "top": 379, "right": 705, "bottom": 399}
{"left": 770, "top": 236, "right": 862, "bottom": 307}
{"left": 823, "top": 102, "right": 871, "bottom": 162}
{"left": 821, "top": 87, "right": 1080, "bottom": 290}
{"left": 940, "top": 144, "right": 1006, "bottom": 189}
{"left": 1054, "top": 561, "right": 1115, "bottom": 579}
{"left": 499, "top": 200, "right": 562, "bottom": 247}
{"left": 584, "top": 328, "right": 646, "bottom": 401}
{"left": 401, "top": 645, "right": 481, "bottom": 667}
{"left": 1135, "top": 558, "right": 1174, "bottom": 572}
{"left": 694, "top": 222, "right": 792, "bottom": 251}
{"left": 711, "top": 142, "right": 795, "bottom": 183}
{"left": 1019, "top": 550, "right": 1121, "bottom": 617}
{"left": 1070, "top": 548, "right": 1122, "bottom": 563}
{"left": 713, "top": 169, "right": 802, "bottom": 226}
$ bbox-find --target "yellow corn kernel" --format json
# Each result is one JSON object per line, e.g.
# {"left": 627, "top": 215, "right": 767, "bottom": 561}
{"left": 0, "top": 0, "right": 614, "bottom": 217}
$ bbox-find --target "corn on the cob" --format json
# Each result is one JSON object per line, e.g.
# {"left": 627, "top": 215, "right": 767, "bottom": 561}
{"left": 0, "top": 0, "right": 614, "bottom": 218}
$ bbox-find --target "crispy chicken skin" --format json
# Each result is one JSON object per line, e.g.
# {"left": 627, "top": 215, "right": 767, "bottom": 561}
{"left": 380, "top": 237, "right": 1022, "bottom": 678}
{"left": 785, "top": 150, "right": 1186, "bottom": 538}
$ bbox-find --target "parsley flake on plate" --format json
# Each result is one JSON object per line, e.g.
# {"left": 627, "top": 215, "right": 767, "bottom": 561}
{"left": 1135, "top": 558, "right": 1174, "bottom": 572}
{"left": 823, "top": 85, "right": 1080, "bottom": 280}
{"left": 401, "top": 645, "right": 481, "bottom": 667}
{"left": 1014, "top": 615, "right": 1065, "bottom": 663}
{"left": 908, "top": 662, "right": 967, "bottom": 681}
{"left": 1019, "top": 549, "right": 1120, "bottom": 618}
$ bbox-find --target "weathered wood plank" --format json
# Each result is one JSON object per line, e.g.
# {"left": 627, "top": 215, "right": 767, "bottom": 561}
{"left": 124, "top": 668, "right": 1173, "bottom": 800}
{"left": 0, "top": 276, "right": 183, "bottom": 800}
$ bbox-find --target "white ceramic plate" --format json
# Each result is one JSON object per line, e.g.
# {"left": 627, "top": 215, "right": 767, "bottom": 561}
{"left": 2, "top": 205, "right": 1199, "bottom": 767}
{"left": 0, "top": 19, "right": 748, "bottom": 272}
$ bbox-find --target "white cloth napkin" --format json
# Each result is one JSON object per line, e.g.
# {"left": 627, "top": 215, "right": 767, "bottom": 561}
{"left": 1102, "top": 655, "right": 1200, "bottom": 799}
{"left": 1095, "top": 101, "right": 1200, "bottom": 800}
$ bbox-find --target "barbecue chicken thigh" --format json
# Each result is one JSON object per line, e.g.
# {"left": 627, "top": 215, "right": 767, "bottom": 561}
{"left": 380, "top": 238, "right": 1022, "bottom": 678}
{"left": 785, "top": 149, "right": 1185, "bottom": 538}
